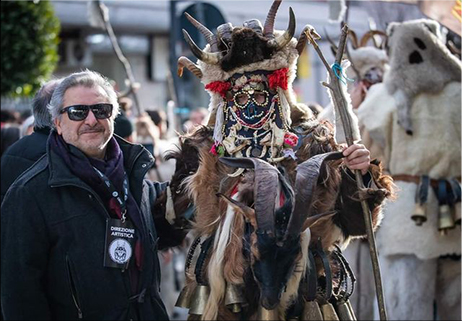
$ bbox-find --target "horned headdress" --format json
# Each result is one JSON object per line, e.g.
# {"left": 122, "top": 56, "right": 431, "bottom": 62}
{"left": 178, "top": 0, "right": 318, "bottom": 161}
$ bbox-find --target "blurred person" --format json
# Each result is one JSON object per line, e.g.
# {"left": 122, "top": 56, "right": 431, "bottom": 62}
{"left": 0, "top": 110, "right": 20, "bottom": 128}
{"left": 136, "top": 112, "right": 160, "bottom": 157}
{"left": 114, "top": 96, "right": 136, "bottom": 142}
{"left": 357, "top": 19, "right": 461, "bottom": 320}
{"left": 144, "top": 109, "right": 178, "bottom": 183}
{"left": 147, "top": 109, "right": 168, "bottom": 140}
{"left": 20, "top": 115, "right": 35, "bottom": 137}
{"left": 20, "top": 110, "right": 32, "bottom": 124}
{"left": 1, "top": 78, "right": 62, "bottom": 203}
{"left": 1, "top": 70, "right": 187, "bottom": 320}
{"left": 114, "top": 112, "right": 136, "bottom": 142}
{"left": 189, "top": 107, "right": 208, "bottom": 126}
{"left": 0, "top": 125, "right": 20, "bottom": 158}
{"left": 118, "top": 96, "right": 134, "bottom": 118}
{"left": 182, "top": 107, "right": 208, "bottom": 132}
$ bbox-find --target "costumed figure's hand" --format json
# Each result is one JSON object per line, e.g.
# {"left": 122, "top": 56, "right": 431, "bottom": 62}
{"left": 342, "top": 143, "right": 370, "bottom": 175}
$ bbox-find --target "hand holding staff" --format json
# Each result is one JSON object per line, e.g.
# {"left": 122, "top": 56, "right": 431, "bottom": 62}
{"left": 305, "top": 24, "right": 388, "bottom": 321}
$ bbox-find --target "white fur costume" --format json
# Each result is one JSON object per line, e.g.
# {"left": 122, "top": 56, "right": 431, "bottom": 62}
{"left": 357, "top": 73, "right": 461, "bottom": 321}
{"left": 356, "top": 18, "right": 461, "bottom": 320}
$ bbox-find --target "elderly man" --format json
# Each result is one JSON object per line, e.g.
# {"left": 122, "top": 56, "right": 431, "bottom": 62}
{"left": 1, "top": 70, "right": 180, "bottom": 320}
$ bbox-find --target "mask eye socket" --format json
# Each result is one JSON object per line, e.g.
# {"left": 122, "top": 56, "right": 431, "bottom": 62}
{"left": 253, "top": 91, "right": 268, "bottom": 106}
{"left": 234, "top": 92, "right": 249, "bottom": 107}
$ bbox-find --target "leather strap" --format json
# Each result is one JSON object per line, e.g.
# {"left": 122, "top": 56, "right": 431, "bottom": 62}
{"left": 415, "top": 175, "right": 430, "bottom": 205}
{"left": 314, "top": 238, "right": 332, "bottom": 301}
{"left": 305, "top": 249, "right": 318, "bottom": 302}
{"left": 195, "top": 235, "right": 215, "bottom": 285}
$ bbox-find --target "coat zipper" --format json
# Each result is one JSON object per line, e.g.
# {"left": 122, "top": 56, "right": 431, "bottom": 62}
{"left": 66, "top": 256, "right": 83, "bottom": 319}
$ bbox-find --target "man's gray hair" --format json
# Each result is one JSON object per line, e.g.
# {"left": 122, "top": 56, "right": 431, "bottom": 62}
{"left": 32, "top": 78, "right": 63, "bottom": 129}
{"left": 48, "top": 70, "right": 119, "bottom": 125}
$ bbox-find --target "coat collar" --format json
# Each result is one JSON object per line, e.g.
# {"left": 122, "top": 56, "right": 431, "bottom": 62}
{"left": 47, "top": 132, "right": 155, "bottom": 188}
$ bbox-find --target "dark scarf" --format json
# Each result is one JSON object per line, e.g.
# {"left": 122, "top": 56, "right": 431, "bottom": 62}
{"left": 49, "top": 132, "right": 145, "bottom": 272}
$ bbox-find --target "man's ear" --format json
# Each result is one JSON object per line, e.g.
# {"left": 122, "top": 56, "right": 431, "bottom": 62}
{"left": 54, "top": 118, "right": 62, "bottom": 135}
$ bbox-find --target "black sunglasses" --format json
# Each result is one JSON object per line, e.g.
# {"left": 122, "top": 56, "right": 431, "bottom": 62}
{"left": 60, "top": 103, "right": 113, "bottom": 121}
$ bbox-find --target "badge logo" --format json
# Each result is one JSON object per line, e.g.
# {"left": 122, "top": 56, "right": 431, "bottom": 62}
{"left": 109, "top": 238, "right": 132, "bottom": 264}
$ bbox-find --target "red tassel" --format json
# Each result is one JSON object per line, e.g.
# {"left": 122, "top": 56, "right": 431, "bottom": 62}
{"left": 268, "top": 68, "right": 289, "bottom": 90}
{"left": 205, "top": 81, "right": 231, "bottom": 98}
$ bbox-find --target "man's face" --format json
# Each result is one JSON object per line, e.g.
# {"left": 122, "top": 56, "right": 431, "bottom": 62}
{"left": 54, "top": 86, "right": 114, "bottom": 159}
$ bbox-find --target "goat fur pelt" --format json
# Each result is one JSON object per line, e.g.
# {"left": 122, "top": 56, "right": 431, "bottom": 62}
{"left": 168, "top": 112, "right": 394, "bottom": 320}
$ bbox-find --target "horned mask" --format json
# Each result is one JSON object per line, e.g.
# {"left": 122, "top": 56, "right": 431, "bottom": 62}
{"left": 178, "top": 0, "right": 318, "bottom": 162}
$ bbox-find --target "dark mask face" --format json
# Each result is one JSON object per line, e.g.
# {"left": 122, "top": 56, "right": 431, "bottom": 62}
{"left": 227, "top": 79, "right": 275, "bottom": 126}
{"left": 222, "top": 70, "right": 287, "bottom": 159}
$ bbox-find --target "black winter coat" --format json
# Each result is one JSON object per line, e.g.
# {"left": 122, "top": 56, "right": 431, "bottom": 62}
{"left": 0, "top": 127, "right": 50, "bottom": 203}
{"left": 1, "top": 136, "right": 169, "bottom": 320}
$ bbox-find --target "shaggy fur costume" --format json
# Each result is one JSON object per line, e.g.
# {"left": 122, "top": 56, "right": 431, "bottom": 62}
{"left": 384, "top": 19, "right": 461, "bottom": 135}
{"left": 356, "top": 19, "right": 461, "bottom": 319}
{"left": 171, "top": 2, "right": 395, "bottom": 319}
{"left": 166, "top": 111, "right": 394, "bottom": 320}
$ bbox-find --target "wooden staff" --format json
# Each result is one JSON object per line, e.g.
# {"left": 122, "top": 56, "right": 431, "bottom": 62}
{"left": 305, "top": 24, "right": 388, "bottom": 320}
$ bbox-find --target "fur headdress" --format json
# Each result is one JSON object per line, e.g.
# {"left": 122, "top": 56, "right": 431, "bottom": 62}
{"left": 177, "top": 0, "right": 316, "bottom": 145}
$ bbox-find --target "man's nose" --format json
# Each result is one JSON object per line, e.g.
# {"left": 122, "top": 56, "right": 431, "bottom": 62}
{"left": 84, "top": 109, "right": 98, "bottom": 124}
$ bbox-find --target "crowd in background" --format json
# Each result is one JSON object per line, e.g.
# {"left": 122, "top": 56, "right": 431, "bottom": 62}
{"left": 0, "top": 14, "right": 460, "bottom": 321}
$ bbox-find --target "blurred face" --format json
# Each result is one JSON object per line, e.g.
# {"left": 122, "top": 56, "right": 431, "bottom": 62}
{"left": 190, "top": 111, "right": 205, "bottom": 125}
{"left": 54, "top": 86, "right": 114, "bottom": 159}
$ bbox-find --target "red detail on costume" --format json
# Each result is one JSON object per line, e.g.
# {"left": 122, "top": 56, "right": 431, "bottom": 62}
{"left": 268, "top": 68, "right": 289, "bottom": 90}
{"left": 283, "top": 132, "right": 299, "bottom": 147}
{"left": 279, "top": 191, "right": 285, "bottom": 207}
{"left": 231, "top": 183, "right": 239, "bottom": 196}
{"left": 210, "top": 143, "right": 218, "bottom": 155}
{"left": 205, "top": 81, "right": 231, "bottom": 98}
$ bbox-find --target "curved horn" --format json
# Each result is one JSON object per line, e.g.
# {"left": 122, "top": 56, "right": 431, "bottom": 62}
{"left": 263, "top": 0, "right": 282, "bottom": 38}
{"left": 348, "top": 29, "right": 359, "bottom": 49}
{"left": 284, "top": 151, "right": 344, "bottom": 238}
{"left": 219, "top": 157, "right": 280, "bottom": 236}
{"left": 359, "top": 30, "right": 387, "bottom": 48}
{"left": 296, "top": 24, "right": 321, "bottom": 55}
{"left": 185, "top": 12, "right": 219, "bottom": 52}
{"left": 267, "top": 7, "right": 296, "bottom": 50}
{"left": 177, "top": 56, "right": 203, "bottom": 79}
{"left": 182, "top": 29, "right": 221, "bottom": 65}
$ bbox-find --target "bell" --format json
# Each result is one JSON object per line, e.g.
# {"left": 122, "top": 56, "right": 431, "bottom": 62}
{"left": 438, "top": 204, "right": 455, "bottom": 235}
{"left": 175, "top": 285, "right": 193, "bottom": 309}
{"left": 454, "top": 202, "right": 461, "bottom": 225}
{"left": 225, "top": 283, "right": 245, "bottom": 313}
{"left": 335, "top": 299, "right": 354, "bottom": 321}
{"left": 320, "top": 302, "right": 340, "bottom": 321}
{"left": 302, "top": 300, "right": 324, "bottom": 321}
{"left": 411, "top": 203, "right": 427, "bottom": 226}
{"left": 258, "top": 306, "right": 279, "bottom": 320}
{"left": 345, "top": 300, "right": 357, "bottom": 321}
{"left": 188, "top": 284, "right": 210, "bottom": 316}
